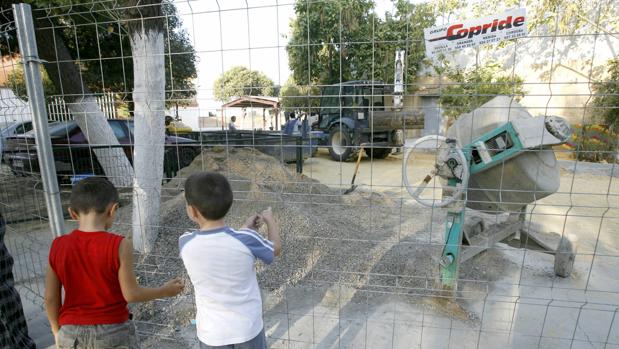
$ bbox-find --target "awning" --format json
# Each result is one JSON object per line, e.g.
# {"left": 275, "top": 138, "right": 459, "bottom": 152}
{"left": 222, "top": 96, "right": 279, "bottom": 109}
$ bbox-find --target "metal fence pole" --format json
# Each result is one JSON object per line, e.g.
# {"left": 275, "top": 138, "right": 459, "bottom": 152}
{"left": 296, "top": 136, "right": 303, "bottom": 174}
{"left": 13, "top": 3, "right": 65, "bottom": 238}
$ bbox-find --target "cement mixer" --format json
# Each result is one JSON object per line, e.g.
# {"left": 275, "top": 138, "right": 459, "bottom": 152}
{"left": 403, "top": 96, "right": 576, "bottom": 289}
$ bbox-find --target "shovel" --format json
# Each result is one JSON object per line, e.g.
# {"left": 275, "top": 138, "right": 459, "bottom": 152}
{"left": 344, "top": 145, "right": 365, "bottom": 195}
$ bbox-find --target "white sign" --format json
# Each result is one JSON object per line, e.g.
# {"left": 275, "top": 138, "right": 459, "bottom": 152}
{"left": 424, "top": 8, "right": 527, "bottom": 58}
{"left": 393, "top": 50, "right": 405, "bottom": 109}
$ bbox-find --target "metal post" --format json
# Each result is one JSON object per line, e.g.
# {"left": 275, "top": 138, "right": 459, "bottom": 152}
{"left": 296, "top": 136, "right": 303, "bottom": 174}
{"left": 13, "top": 4, "right": 65, "bottom": 238}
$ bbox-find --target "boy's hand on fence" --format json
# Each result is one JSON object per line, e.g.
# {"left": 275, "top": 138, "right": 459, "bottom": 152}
{"left": 162, "top": 278, "right": 184, "bottom": 297}
{"left": 260, "top": 207, "right": 274, "bottom": 225}
{"left": 243, "top": 214, "right": 262, "bottom": 230}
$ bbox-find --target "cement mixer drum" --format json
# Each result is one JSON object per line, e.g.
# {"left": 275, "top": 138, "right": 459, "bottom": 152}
{"left": 446, "top": 96, "right": 562, "bottom": 213}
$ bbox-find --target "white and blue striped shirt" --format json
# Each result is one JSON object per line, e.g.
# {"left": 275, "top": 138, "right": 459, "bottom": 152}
{"left": 179, "top": 227, "right": 274, "bottom": 346}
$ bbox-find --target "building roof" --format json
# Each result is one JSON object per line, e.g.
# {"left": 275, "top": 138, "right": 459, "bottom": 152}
{"left": 222, "top": 96, "right": 279, "bottom": 109}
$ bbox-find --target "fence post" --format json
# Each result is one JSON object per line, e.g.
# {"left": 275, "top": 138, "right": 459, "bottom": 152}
{"left": 13, "top": 3, "right": 65, "bottom": 238}
{"left": 296, "top": 136, "right": 303, "bottom": 174}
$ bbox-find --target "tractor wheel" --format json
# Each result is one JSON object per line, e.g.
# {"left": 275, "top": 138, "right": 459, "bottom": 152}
{"left": 328, "top": 126, "right": 357, "bottom": 161}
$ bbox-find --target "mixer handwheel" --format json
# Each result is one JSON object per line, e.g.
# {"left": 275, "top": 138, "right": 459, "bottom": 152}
{"left": 402, "top": 135, "right": 470, "bottom": 208}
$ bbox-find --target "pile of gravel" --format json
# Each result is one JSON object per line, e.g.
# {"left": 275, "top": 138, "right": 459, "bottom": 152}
{"left": 112, "top": 147, "right": 514, "bottom": 347}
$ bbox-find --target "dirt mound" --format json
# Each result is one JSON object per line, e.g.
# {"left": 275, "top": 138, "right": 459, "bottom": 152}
{"left": 112, "top": 147, "right": 512, "bottom": 347}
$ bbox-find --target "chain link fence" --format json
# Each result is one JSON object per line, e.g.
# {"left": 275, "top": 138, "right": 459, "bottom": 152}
{"left": 0, "top": 0, "right": 618, "bottom": 348}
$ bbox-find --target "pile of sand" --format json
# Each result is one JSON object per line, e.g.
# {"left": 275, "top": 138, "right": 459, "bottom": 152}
{"left": 112, "top": 147, "right": 514, "bottom": 347}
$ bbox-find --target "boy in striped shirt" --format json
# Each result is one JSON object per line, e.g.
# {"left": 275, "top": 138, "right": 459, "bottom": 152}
{"left": 179, "top": 172, "right": 281, "bottom": 349}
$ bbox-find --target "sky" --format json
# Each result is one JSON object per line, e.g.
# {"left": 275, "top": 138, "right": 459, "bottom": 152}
{"left": 172, "top": 0, "right": 403, "bottom": 111}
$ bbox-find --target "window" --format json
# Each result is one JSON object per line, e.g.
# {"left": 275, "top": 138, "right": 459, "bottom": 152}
{"left": 23, "top": 122, "right": 33, "bottom": 133}
{"left": 320, "top": 86, "right": 340, "bottom": 113}
{"left": 342, "top": 86, "right": 356, "bottom": 107}
{"left": 14, "top": 122, "right": 32, "bottom": 134}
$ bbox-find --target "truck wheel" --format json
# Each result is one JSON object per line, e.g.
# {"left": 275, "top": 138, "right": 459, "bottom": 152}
{"left": 367, "top": 147, "right": 392, "bottom": 160}
{"left": 328, "top": 126, "right": 356, "bottom": 161}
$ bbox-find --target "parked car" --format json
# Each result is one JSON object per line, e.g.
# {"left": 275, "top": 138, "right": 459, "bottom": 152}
{"left": 3, "top": 119, "right": 199, "bottom": 182}
{"left": 1, "top": 121, "right": 37, "bottom": 159}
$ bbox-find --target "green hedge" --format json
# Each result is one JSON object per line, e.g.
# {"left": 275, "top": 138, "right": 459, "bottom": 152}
{"left": 564, "top": 124, "right": 617, "bottom": 163}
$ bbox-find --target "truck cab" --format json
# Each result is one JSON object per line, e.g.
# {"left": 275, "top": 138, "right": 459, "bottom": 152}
{"left": 318, "top": 81, "right": 387, "bottom": 130}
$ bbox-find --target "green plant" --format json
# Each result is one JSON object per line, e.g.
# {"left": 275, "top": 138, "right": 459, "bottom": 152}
{"left": 6, "top": 64, "right": 56, "bottom": 100}
{"left": 438, "top": 62, "right": 525, "bottom": 119}
{"left": 592, "top": 58, "right": 619, "bottom": 131}
{"left": 286, "top": 0, "right": 440, "bottom": 90}
{"left": 565, "top": 124, "right": 617, "bottom": 163}
{"left": 279, "top": 77, "right": 320, "bottom": 113}
{"left": 213, "top": 66, "right": 275, "bottom": 103}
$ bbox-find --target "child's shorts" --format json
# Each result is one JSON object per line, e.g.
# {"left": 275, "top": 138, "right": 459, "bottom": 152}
{"left": 56, "top": 321, "right": 139, "bottom": 349}
{"left": 199, "top": 329, "right": 267, "bottom": 349}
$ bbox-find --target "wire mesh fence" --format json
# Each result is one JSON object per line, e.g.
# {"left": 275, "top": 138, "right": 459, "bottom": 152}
{"left": 0, "top": 0, "right": 618, "bottom": 348}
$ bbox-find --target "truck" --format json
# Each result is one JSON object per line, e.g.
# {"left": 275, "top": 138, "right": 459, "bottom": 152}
{"left": 314, "top": 80, "right": 424, "bottom": 161}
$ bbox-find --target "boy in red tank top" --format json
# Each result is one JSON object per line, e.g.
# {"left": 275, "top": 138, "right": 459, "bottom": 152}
{"left": 44, "top": 177, "right": 184, "bottom": 348}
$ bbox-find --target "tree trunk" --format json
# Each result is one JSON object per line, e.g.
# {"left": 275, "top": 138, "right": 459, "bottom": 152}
{"left": 32, "top": 13, "right": 134, "bottom": 187}
{"left": 126, "top": 0, "right": 165, "bottom": 253}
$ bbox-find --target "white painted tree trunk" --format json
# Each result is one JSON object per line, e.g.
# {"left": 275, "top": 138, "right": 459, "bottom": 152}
{"left": 130, "top": 28, "right": 165, "bottom": 253}
{"left": 69, "top": 98, "right": 134, "bottom": 187}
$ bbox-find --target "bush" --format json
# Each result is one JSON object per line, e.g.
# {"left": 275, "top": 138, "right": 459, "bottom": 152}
{"left": 439, "top": 61, "right": 525, "bottom": 120}
{"left": 592, "top": 58, "right": 619, "bottom": 131}
{"left": 563, "top": 124, "right": 617, "bottom": 163}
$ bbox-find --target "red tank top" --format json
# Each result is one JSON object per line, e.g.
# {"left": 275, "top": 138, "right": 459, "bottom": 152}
{"left": 49, "top": 230, "right": 129, "bottom": 325}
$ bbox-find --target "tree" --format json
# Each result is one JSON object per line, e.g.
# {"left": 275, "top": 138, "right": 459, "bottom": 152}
{"left": 1, "top": 1, "right": 196, "bottom": 251}
{"left": 124, "top": 0, "right": 167, "bottom": 253}
{"left": 6, "top": 65, "right": 56, "bottom": 100}
{"left": 213, "top": 66, "right": 275, "bottom": 102}
{"left": 286, "top": 0, "right": 437, "bottom": 90}
{"left": 438, "top": 61, "right": 525, "bottom": 119}
{"left": 287, "top": 0, "right": 376, "bottom": 86}
{"left": 18, "top": 1, "right": 136, "bottom": 188}
{"left": 471, "top": 0, "right": 618, "bottom": 35}
{"left": 1, "top": 1, "right": 197, "bottom": 108}
{"left": 279, "top": 77, "right": 320, "bottom": 113}
{"left": 592, "top": 58, "right": 619, "bottom": 130}
{"left": 1, "top": 1, "right": 195, "bottom": 190}
{"left": 374, "top": 1, "right": 436, "bottom": 90}
{"left": 163, "top": 4, "right": 198, "bottom": 107}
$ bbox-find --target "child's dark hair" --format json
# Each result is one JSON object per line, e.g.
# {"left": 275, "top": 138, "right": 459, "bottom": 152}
{"left": 70, "top": 177, "right": 119, "bottom": 214}
{"left": 185, "top": 172, "right": 233, "bottom": 220}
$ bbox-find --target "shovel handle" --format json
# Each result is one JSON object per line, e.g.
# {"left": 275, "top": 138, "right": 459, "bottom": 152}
{"left": 352, "top": 147, "right": 364, "bottom": 175}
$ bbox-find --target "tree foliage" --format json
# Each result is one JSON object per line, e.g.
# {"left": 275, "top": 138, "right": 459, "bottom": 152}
{"left": 439, "top": 62, "right": 525, "bottom": 119}
{"left": 287, "top": 0, "right": 437, "bottom": 89}
{"left": 287, "top": 0, "right": 375, "bottom": 86}
{"left": 279, "top": 77, "right": 320, "bottom": 112}
{"left": 374, "top": 1, "right": 436, "bottom": 90}
{"left": 6, "top": 65, "right": 56, "bottom": 100}
{"left": 0, "top": 1, "right": 197, "bottom": 107}
{"left": 213, "top": 66, "right": 275, "bottom": 103}
{"left": 471, "top": 0, "right": 618, "bottom": 35}
{"left": 592, "top": 58, "right": 619, "bottom": 130}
